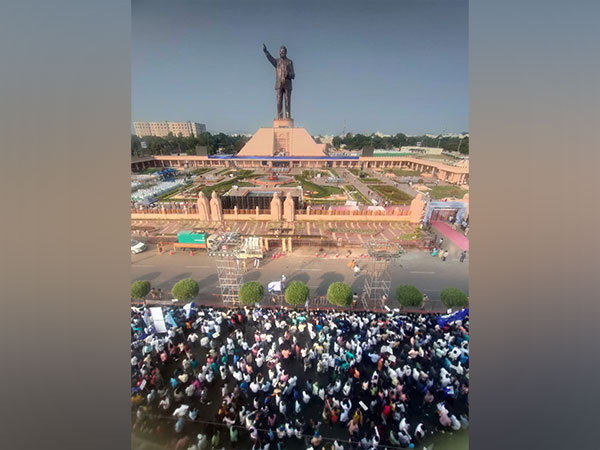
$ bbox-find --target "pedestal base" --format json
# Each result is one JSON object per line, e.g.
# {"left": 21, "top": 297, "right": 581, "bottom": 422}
{"left": 236, "top": 120, "right": 326, "bottom": 157}
{"left": 273, "top": 118, "right": 294, "bottom": 128}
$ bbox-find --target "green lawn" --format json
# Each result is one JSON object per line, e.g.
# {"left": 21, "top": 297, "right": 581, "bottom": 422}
{"left": 306, "top": 199, "right": 347, "bottom": 206}
{"left": 295, "top": 176, "right": 343, "bottom": 198}
{"left": 155, "top": 183, "right": 192, "bottom": 202}
{"left": 201, "top": 178, "right": 255, "bottom": 197}
{"left": 427, "top": 185, "right": 468, "bottom": 199}
{"left": 362, "top": 177, "right": 384, "bottom": 184}
{"left": 236, "top": 169, "right": 255, "bottom": 179}
{"left": 349, "top": 190, "right": 370, "bottom": 204}
{"left": 385, "top": 168, "right": 422, "bottom": 177}
{"left": 190, "top": 168, "right": 212, "bottom": 176}
{"left": 348, "top": 168, "right": 361, "bottom": 176}
{"left": 369, "top": 185, "right": 414, "bottom": 205}
{"left": 138, "top": 167, "right": 161, "bottom": 174}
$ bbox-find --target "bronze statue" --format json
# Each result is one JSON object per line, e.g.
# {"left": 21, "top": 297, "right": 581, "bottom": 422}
{"left": 263, "top": 44, "right": 295, "bottom": 119}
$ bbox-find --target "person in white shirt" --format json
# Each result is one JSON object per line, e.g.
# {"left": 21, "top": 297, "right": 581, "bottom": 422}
{"left": 172, "top": 404, "right": 189, "bottom": 418}
{"left": 302, "top": 390, "right": 311, "bottom": 404}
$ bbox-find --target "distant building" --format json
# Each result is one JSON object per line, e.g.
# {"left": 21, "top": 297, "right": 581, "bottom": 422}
{"left": 401, "top": 146, "right": 444, "bottom": 155}
{"left": 134, "top": 121, "right": 206, "bottom": 138}
{"left": 374, "top": 131, "right": 391, "bottom": 138}
{"left": 318, "top": 135, "right": 335, "bottom": 145}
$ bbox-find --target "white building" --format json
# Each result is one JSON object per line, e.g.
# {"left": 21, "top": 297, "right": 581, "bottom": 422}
{"left": 134, "top": 121, "right": 206, "bottom": 138}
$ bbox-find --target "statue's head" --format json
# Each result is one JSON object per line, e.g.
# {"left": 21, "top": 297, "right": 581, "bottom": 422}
{"left": 279, "top": 46, "right": 287, "bottom": 58}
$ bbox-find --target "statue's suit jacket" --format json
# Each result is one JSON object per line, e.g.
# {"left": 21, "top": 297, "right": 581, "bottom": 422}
{"left": 265, "top": 52, "right": 295, "bottom": 91}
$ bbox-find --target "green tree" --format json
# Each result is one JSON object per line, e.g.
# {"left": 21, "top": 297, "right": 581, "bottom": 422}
{"left": 131, "top": 280, "right": 151, "bottom": 300}
{"left": 131, "top": 135, "right": 142, "bottom": 157}
{"left": 285, "top": 281, "right": 309, "bottom": 306}
{"left": 332, "top": 136, "right": 342, "bottom": 148}
{"left": 239, "top": 281, "right": 264, "bottom": 306}
{"left": 440, "top": 288, "right": 469, "bottom": 308}
{"left": 395, "top": 285, "right": 423, "bottom": 308}
{"left": 327, "top": 282, "right": 353, "bottom": 307}
{"left": 171, "top": 278, "right": 199, "bottom": 302}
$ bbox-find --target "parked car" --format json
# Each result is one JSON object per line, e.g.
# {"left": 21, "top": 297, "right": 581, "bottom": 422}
{"left": 131, "top": 239, "right": 147, "bottom": 254}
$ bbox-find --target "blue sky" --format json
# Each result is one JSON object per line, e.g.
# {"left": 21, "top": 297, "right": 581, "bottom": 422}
{"left": 132, "top": 0, "right": 468, "bottom": 135}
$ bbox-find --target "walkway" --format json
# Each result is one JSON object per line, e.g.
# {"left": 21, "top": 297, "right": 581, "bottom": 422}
{"left": 342, "top": 168, "right": 386, "bottom": 205}
{"left": 431, "top": 221, "right": 469, "bottom": 251}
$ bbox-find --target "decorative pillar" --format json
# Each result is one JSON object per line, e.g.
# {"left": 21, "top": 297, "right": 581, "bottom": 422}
{"left": 256, "top": 206, "right": 260, "bottom": 217}
{"left": 283, "top": 192, "right": 295, "bottom": 222}
{"left": 265, "top": 239, "right": 269, "bottom": 251}
{"left": 306, "top": 206, "right": 311, "bottom": 216}
{"left": 234, "top": 206, "right": 239, "bottom": 216}
{"left": 288, "top": 237, "right": 292, "bottom": 252}
{"left": 270, "top": 192, "right": 282, "bottom": 221}
{"left": 282, "top": 238, "right": 287, "bottom": 252}
{"left": 210, "top": 191, "right": 223, "bottom": 222}
{"left": 408, "top": 193, "right": 426, "bottom": 224}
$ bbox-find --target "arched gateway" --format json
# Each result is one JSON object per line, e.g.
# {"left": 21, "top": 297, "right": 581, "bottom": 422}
{"left": 425, "top": 200, "right": 468, "bottom": 223}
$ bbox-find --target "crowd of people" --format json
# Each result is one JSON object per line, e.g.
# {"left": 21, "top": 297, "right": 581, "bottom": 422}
{"left": 131, "top": 305, "right": 469, "bottom": 450}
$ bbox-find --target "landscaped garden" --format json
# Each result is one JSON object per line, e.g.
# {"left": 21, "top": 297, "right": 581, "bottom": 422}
{"left": 155, "top": 183, "right": 193, "bottom": 201}
{"left": 301, "top": 170, "right": 329, "bottom": 179}
{"left": 294, "top": 176, "right": 344, "bottom": 198}
{"left": 138, "top": 167, "right": 162, "bottom": 174}
{"left": 427, "top": 185, "right": 468, "bottom": 199}
{"left": 385, "top": 168, "right": 422, "bottom": 177}
{"left": 201, "top": 179, "right": 255, "bottom": 197}
{"left": 190, "top": 168, "right": 212, "bottom": 176}
{"left": 369, "top": 185, "right": 414, "bottom": 205}
{"left": 343, "top": 185, "right": 369, "bottom": 204}
{"left": 306, "top": 198, "right": 347, "bottom": 206}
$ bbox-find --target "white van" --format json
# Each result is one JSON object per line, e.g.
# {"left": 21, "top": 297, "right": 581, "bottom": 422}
{"left": 131, "top": 239, "right": 147, "bottom": 254}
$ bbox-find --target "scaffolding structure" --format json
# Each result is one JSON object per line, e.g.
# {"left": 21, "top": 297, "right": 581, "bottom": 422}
{"left": 208, "top": 233, "right": 244, "bottom": 307}
{"left": 360, "top": 239, "right": 403, "bottom": 310}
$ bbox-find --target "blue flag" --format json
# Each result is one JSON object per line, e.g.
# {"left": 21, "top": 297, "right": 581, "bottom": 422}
{"left": 437, "top": 308, "right": 469, "bottom": 327}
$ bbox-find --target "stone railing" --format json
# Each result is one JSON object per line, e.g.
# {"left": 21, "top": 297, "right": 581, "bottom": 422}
{"left": 131, "top": 194, "right": 426, "bottom": 224}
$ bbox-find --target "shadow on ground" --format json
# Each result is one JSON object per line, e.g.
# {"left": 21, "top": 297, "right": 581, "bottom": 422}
{"left": 289, "top": 271, "right": 309, "bottom": 284}
{"left": 316, "top": 272, "right": 344, "bottom": 296}
{"left": 133, "top": 271, "right": 161, "bottom": 282}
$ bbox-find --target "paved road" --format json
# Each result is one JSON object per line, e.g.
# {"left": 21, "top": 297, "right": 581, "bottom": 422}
{"left": 132, "top": 243, "right": 468, "bottom": 301}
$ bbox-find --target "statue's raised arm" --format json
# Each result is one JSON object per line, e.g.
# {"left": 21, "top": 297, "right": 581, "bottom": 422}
{"left": 263, "top": 44, "right": 277, "bottom": 68}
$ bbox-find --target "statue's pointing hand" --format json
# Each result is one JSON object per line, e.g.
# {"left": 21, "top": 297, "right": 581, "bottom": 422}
{"left": 262, "top": 43, "right": 267, "bottom": 52}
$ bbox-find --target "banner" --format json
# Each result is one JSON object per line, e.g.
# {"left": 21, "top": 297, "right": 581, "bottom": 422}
{"left": 268, "top": 281, "right": 282, "bottom": 293}
{"left": 437, "top": 308, "right": 469, "bottom": 328}
{"left": 149, "top": 307, "right": 167, "bottom": 333}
